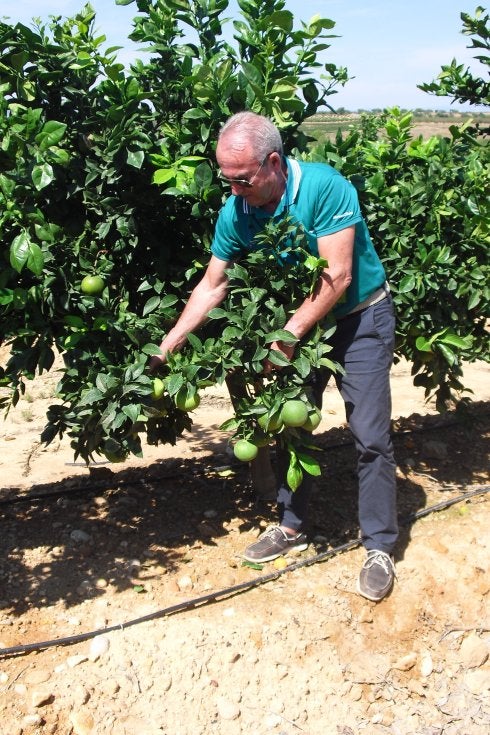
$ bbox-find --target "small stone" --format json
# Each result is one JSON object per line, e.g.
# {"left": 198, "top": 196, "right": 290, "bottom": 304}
{"left": 177, "top": 575, "right": 193, "bottom": 591}
{"left": 420, "top": 652, "right": 433, "bottom": 677}
{"left": 464, "top": 668, "right": 490, "bottom": 695}
{"left": 89, "top": 635, "right": 110, "bottom": 662}
{"left": 94, "top": 578, "right": 108, "bottom": 589}
{"left": 203, "top": 509, "right": 218, "bottom": 519}
{"left": 22, "top": 714, "right": 43, "bottom": 727}
{"left": 77, "top": 580, "right": 92, "bottom": 596}
{"left": 70, "top": 710, "right": 95, "bottom": 734}
{"left": 70, "top": 529, "right": 92, "bottom": 544}
{"left": 30, "top": 686, "right": 54, "bottom": 707}
{"left": 217, "top": 696, "right": 240, "bottom": 720}
{"left": 459, "top": 632, "right": 489, "bottom": 669}
{"left": 24, "top": 669, "right": 51, "bottom": 685}
{"left": 264, "top": 713, "right": 283, "bottom": 727}
{"left": 392, "top": 652, "right": 417, "bottom": 671}
{"left": 349, "top": 684, "right": 363, "bottom": 701}
{"left": 67, "top": 654, "right": 88, "bottom": 668}
{"left": 408, "top": 678, "right": 426, "bottom": 697}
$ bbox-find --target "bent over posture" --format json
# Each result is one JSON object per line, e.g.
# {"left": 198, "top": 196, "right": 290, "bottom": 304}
{"left": 151, "top": 112, "right": 398, "bottom": 602}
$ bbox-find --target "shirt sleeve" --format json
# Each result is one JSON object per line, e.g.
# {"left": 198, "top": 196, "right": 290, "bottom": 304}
{"left": 310, "top": 168, "right": 363, "bottom": 238}
{"left": 210, "top": 198, "right": 245, "bottom": 262}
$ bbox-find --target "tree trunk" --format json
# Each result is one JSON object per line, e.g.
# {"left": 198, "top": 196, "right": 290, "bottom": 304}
{"left": 225, "top": 371, "right": 276, "bottom": 500}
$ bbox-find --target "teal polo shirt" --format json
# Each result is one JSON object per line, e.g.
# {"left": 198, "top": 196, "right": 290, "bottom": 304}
{"left": 211, "top": 158, "right": 387, "bottom": 317}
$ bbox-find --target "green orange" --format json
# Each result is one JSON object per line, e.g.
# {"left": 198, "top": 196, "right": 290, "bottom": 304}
{"left": 80, "top": 275, "right": 105, "bottom": 295}
{"left": 280, "top": 400, "right": 308, "bottom": 427}
{"left": 233, "top": 439, "right": 259, "bottom": 462}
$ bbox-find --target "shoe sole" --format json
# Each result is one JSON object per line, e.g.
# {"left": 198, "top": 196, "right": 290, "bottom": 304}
{"left": 242, "top": 541, "right": 308, "bottom": 564}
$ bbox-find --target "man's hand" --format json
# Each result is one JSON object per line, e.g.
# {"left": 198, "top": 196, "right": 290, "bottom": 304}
{"left": 149, "top": 350, "right": 167, "bottom": 372}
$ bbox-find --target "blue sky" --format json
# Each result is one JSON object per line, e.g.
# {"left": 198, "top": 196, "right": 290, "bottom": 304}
{"left": 3, "top": 0, "right": 485, "bottom": 111}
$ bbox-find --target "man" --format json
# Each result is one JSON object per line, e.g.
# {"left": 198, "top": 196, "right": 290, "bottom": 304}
{"left": 151, "top": 111, "right": 397, "bottom": 602}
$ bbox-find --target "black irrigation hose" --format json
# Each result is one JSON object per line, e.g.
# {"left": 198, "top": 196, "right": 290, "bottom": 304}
{"left": 1, "top": 485, "right": 488, "bottom": 659}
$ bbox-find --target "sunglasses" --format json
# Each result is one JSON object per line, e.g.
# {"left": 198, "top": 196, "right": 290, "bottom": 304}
{"left": 219, "top": 152, "right": 272, "bottom": 188}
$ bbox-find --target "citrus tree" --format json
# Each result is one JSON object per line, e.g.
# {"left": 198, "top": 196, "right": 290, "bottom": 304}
{"left": 0, "top": 0, "right": 347, "bottom": 468}
{"left": 303, "top": 6, "right": 489, "bottom": 410}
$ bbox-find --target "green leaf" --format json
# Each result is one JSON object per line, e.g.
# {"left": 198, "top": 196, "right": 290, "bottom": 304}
{"left": 166, "top": 373, "right": 185, "bottom": 396}
{"left": 142, "top": 343, "right": 164, "bottom": 356}
{"left": 122, "top": 403, "right": 141, "bottom": 423}
{"left": 143, "top": 295, "right": 161, "bottom": 316}
{"left": 264, "top": 329, "right": 298, "bottom": 344}
{"left": 241, "top": 560, "right": 264, "bottom": 571}
{"left": 296, "top": 452, "right": 321, "bottom": 476}
{"left": 32, "top": 163, "right": 54, "bottom": 190}
{"left": 127, "top": 149, "right": 145, "bottom": 168}
{"left": 35, "top": 121, "right": 67, "bottom": 151}
{"left": 398, "top": 274, "right": 417, "bottom": 293}
{"left": 10, "top": 232, "right": 44, "bottom": 275}
{"left": 78, "top": 387, "right": 104, "bottom": 406}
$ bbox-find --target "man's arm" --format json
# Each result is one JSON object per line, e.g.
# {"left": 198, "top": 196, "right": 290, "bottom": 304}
{"left": 150, "top": 255, "right": 231, "bottom": 369}
{"left": 268, "top": 226, "right": 354, "bottom": 362}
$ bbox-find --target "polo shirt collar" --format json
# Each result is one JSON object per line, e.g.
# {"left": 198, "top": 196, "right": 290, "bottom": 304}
{"left": 241, "top": 156, "right": 302, "bottom": 215}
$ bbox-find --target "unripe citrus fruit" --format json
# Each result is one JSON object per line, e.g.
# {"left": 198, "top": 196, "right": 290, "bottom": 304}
{"left": 103, "top": 450, "right": 127, "bottom": 463}
{"left": 175, "top": 390, "right": 200, "bottom": 412}
{"left": 151, "top": 377, "right": 165, "bottom": 401}
{"left": 303, "top": 408, "right": 322, "bottom": 432}
{"left": 80, "top": 275, "right": 105, "bottom": 295}
{"left": 258, "top": 412, "right": 283, "bottom": 432}
{"left": 280, "top": 400, "right": 308, "bottom": 427}
{"left": 233, "top": 439, "right": 259, "bottom": 462}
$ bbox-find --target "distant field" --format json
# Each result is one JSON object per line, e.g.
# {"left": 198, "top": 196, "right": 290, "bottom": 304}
{"left": 302, "top": 111, "right": 489, "bottom": 142}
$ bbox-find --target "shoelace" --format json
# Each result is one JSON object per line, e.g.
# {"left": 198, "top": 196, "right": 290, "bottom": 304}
{"left": 364, "top": 550, "right": 396, "bottom": 576}
{"left": 262, "top": 526, "right": 296, "bottom": 542}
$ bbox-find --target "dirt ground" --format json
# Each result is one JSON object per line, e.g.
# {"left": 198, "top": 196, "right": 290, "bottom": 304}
{"left": 0, "top": 354, "right": 489, "bottom": 735}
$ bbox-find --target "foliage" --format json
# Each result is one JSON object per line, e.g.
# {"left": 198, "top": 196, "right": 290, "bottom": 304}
{"left": 418, "top": 6, "right": 490, "bottom": 112}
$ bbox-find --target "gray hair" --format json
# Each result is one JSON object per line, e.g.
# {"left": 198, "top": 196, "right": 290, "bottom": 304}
{"left": 218, "top": 112, "right": 283, "bottom": 159}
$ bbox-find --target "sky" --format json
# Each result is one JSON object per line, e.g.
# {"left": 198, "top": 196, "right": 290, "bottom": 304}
{"left": 3, "top": 0, "right": 486, "bottom": 112}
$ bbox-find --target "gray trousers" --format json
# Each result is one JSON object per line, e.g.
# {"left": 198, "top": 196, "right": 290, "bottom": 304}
{"left": 277, "top": 293, "right": 398, "bottom": 554}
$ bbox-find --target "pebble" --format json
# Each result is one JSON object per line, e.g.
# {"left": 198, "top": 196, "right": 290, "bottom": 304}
{"left": 392, "top": 652, "right": 417, "bottom": 671}
{"left": 459, "top": 632, "right": 489, "bottom": 669}
{"left": 89, "top": 634, "right": 110, "bottom": 662}
{"left": 464, "top": 668, "right": 490, "bottom": 695}
{"left": 177, "top": 575, "right": 193, "bottom": 591}
{"left": 216, "top": 696, "right": 240, "bottom": 720}
{"left": 24, "top": 669, "right": 51, "bottom": 685}
{"left": 67, "top": 654, "right": 88, "bottom": 668}
{"left": 30, "top": 686, "right": 54, "bottom": 707}
{"left": 70, "top": 710, "right": 95, "bottom": 734}
{"left": 22, "top": 714, "right": 43, "bottom": 727}
{"left": 70, "top": 529, "right": 92, "bottom": 544}
{"left": 420, "top": 652, "right": 433, "bottom": 677}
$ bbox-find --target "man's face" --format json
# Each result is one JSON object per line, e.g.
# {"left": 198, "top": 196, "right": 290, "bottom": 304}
{"left": 216, "top": 137, "right": 283, "bottom": 210}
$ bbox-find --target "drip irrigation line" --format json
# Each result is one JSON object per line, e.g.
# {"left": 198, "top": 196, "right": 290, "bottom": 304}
{"left": 0, "top": 484, "right": 488, "bottom": 659}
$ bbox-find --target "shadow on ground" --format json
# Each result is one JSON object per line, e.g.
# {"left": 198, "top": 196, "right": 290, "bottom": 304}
{"left": 0, "top": 401, "right": 488, "bottom": 617}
